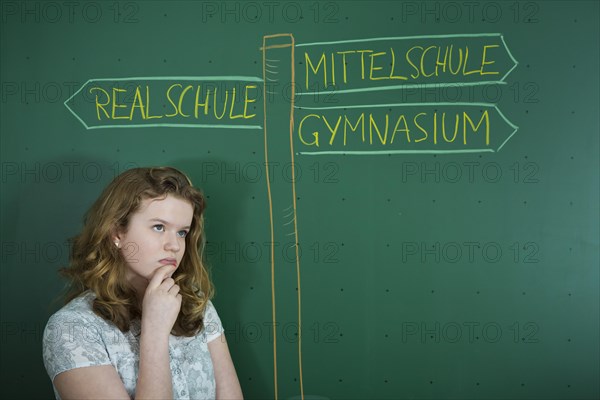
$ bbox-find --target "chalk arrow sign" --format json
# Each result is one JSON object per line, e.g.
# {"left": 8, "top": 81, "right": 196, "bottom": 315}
{"left": 294, "top": 102, "right": 518, "bottom": 155}
{"left": 296, "top": 33, "right": 519, "bottom": 96}
{"left": 64, "top": 76, "right": 264, "bottom": 130}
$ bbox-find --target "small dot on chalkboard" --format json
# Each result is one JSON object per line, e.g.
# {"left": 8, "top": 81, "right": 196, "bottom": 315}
{"left": 567, "top": 338, "right": 571, "bottom": 342}
{"left": 208, "top": 60, "right": 212, "bottom": 63}
{"left": 118, "top": 58, "right": 121, "bottom": 62}
{"left": 522, "top": 292, "right": 526, "bottom": 295}
{"left": 164, "top": 13, "right": 167, "bottom": 17}
{"left": 432, "top": 199, "right": 436, "bottom": 203}
{"left": 430, "top": 380, "right": 434, "bottom": 384}
{"left": 431, "top": 290, "right": 435, "bottom": 294}
{"left": 250, "top": 286, "right": 253, "bottom": 290}
{"left": 340, "top": 288, "right": 344, "bottom": 292}
{"left": 572, "top": 65, "right": 576, "bottom": 68}
{"left": 162, "top": 149, "right": 165, "bottom": 153}
{"left": 521, "top": 383, "right": 525, "bottom": 387}
{"left": 523, "top": 201, "right": 527, "bottom": 205}
{"left": 26, "top": 56, "right": 30, "bottom": 60}
{"left": 476, "top": 291, "right": 480, "bottom": 294}
{"left": 163, "top": 59, "right": 167, "bottom": 63}
{"left": 476, "top": 382, "right": 480, "bottom": 386}
{"left": 72, "top": 57, "right": 75, "bottom": 61}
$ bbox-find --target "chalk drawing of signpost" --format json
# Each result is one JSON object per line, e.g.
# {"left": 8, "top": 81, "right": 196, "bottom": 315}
{"left": 259, "top": 32, "right": 518, "bottom": 400}
{"left": 65, "top": 31, "right": 518, "bottom": 400}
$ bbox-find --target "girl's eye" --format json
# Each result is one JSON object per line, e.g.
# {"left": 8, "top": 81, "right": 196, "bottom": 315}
{"left": 153, "top": 224, "right": 165, "bottom": 232}
{"left": 177, "top": 230, "right": 188, "bottom": 238}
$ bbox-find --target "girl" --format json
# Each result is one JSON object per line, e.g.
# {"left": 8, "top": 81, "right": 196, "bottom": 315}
{"left": 42, "top": 166, "right": 243, "bottom": 399}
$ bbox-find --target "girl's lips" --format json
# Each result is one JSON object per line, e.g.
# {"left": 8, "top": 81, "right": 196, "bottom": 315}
{"left": 159, "top": 258, "right": 177, "bottom": 266}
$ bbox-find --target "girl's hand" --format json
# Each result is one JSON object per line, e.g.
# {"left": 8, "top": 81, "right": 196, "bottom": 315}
{"left": 140, "top": 264, "right": 182, "bottom": 339}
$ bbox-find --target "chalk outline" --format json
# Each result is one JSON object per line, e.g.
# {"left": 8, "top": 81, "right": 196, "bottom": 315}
{"left": 296, "top": 33, "right": 519, "bottom": 95}
{"left": 64, "top": 76, "right": 263, "bottom": 130}
{"left": 294, "top": 102, "right": 518, "bottom": 155}
{"left": 62, "top": 33, "right": 520, "bottom": 399}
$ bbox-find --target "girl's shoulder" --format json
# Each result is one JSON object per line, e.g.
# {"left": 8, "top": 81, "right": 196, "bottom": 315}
{"left": 46, "top": 290, "right": 104, "bottom": 326}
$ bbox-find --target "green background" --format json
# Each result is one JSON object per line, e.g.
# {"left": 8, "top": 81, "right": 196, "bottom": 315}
{"left": 1, "top": 1, "right": 598, "bottom": 399}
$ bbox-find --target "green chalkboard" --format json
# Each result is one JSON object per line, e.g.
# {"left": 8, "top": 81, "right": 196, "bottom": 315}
{"left": 1, "top": 1, "right": 598, "bottom": 399}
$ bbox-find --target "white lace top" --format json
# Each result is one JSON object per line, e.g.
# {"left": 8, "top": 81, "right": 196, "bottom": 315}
{"left": 42, "top": 290, "right": 224, "bottom": 399}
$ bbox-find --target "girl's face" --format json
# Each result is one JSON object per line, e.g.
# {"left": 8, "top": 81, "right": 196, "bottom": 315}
{"left": 115, "top": 194, "right": 194, "bottom": 288}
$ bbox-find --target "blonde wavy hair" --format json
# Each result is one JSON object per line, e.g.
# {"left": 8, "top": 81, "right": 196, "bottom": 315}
{"left": 60, "top": 166, "right": 214, "bottom": 337}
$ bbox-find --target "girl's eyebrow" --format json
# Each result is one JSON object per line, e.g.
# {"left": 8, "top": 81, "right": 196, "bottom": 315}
{"left": 149, "top": 218, "right": 191, "bottom": 230}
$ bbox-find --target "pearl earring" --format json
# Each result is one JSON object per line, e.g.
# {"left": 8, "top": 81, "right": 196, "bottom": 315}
{"left": 114, "top": 241, "right": 120, "bottom": 248}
